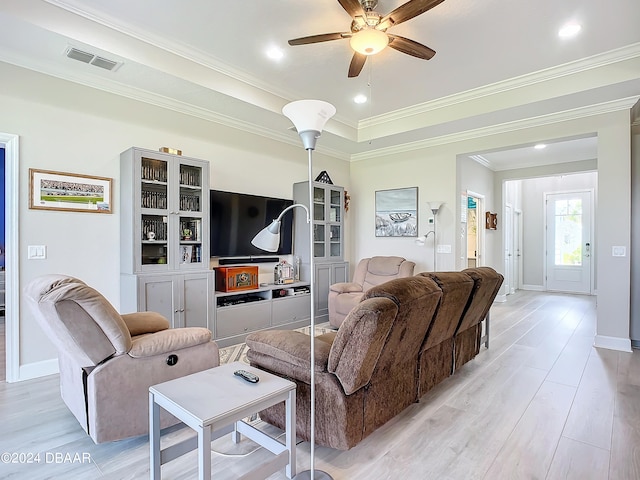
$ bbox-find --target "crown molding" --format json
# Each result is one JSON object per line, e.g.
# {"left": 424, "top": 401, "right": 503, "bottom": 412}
{"left": 469, "top": 155, "right": 491, "bottom": 169}
{"left": 351, "top": 97, "right": 640, "bottom": 162}
{"left": 0, "top": 52, "right": 350, "bottom": 161}
{"left": 360, "top": 42, "right": 640, "bottom": 130}
{"left": 44, "top": 0, "right": 359, "bottom": 130}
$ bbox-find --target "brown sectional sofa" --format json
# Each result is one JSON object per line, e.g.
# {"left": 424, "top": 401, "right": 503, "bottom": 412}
{"left": 246, "top": 267, "right": 503, "bottom": 451}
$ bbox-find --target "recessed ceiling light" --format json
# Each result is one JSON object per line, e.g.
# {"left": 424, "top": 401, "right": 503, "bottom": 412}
{"left": 354, "top": 94, "right": 367, "bottom": 104}
{"left": 534, "top": 144, "right": 547, "bottom": 150}
{"left": 558, "top": 23, "right": 581, "bottom": 38}
{"left": 266, "top": 47, "right": 284, "bottom": 61}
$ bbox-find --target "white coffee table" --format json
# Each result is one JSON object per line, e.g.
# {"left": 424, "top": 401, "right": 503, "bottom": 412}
{"left": 149, "top": 361, "right": 296, "bottom": 480}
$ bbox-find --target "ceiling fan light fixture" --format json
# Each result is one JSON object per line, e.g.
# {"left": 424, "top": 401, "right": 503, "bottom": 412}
{"left": 349, "top": 28, "right": 389, "bottom": 55}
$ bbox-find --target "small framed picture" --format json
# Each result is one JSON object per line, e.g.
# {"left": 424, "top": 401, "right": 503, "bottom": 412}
{"left": 180, "top": 245, "right": 193, "bottom": 264}
{"left": 29, "top": 169, "right": 113, "bottom": 213}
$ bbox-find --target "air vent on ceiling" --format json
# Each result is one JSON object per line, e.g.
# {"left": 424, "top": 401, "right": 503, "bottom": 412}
{"left": 64, "top": 47, "right": 121, "bottom": 71}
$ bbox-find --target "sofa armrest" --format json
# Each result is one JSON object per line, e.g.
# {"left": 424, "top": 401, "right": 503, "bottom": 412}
{"left": 121, "top": 312, "right": 169, "bottom": 336}
{"left": 330, "top": 282, "right": 363, "bottom": 294}
{"left": 128, "top": 327, "right": 213, "bottom": 358}
{"left": 246, "top": 330, "right": 332, "bottom": 381}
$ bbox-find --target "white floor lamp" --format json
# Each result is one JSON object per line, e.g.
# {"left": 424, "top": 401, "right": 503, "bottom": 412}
{"left": 251, "top": 99, "right": 336, "bottom": 480}
{"left": 416, "top": 201, "right": 444, "bottom": 270}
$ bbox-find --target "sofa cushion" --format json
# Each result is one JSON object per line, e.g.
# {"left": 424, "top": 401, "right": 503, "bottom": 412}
{"left": 128, "top": 327, "right": 212, "bottom": 358}
{"left": 122, "top": 312, "right": 170, "bottom": 336}
{"left": 328, "top": 296, "right": 398, "bottom": 395}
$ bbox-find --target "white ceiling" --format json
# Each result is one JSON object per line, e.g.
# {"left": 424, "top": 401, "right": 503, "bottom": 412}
{"left": 2, "top": 0, "right": 639, "bottom": 167}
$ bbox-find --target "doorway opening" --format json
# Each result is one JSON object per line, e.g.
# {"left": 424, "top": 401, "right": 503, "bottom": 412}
{"left": 463, "top": 191, "right": 485, "bottom": 270}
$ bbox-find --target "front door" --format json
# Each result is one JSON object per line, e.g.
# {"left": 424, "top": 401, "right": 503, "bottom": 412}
{"left": 545, "top": 191, "right": 592, "bottom": 294}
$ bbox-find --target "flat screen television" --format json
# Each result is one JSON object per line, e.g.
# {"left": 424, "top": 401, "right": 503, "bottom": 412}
{"left": 210, "top": 190, "right": 294, "bottom": 257}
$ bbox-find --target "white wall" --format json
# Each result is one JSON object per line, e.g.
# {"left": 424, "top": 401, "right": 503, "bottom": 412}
{"left": 0, "top": 63, "right": 350, "bottom": 376}
{"left": 349, "top": 149, "right": 458, "bottom": 274}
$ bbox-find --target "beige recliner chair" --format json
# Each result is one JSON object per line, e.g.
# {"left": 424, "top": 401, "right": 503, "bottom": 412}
{"left": 25, "top": 274, "right": 220, "bottom": 443}
{"left": 328, "top": 256, "right": 415, "bottom": 328}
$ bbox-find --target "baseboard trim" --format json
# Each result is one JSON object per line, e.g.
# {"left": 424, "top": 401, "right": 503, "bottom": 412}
{"left": 594, "top": 335, "right": 632, "bottom": 353}
{"left": 18, "top": 358, "right": 59, "bottom": 382}
{"left": 521, "top": 284, "right": 545, "bottom": 291}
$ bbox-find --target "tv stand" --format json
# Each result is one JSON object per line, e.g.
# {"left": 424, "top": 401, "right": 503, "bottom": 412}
{"left": 213, "top": 282, "right": 311, "bottom": 347}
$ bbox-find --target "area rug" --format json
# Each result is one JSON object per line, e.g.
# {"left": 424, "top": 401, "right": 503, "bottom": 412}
{"left": 218, "top": 322, "right": 334, "bottom": 365}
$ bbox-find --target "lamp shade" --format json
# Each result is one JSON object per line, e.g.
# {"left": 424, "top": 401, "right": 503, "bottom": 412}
{"left": 282, "top": 100, "right": 336, "bottom": 134}
{"left": 349, "top": 28, "right": 389, "bottom": 55}
{"left": 251, "top": 220, "right": 281, "bottom": 252}
{"left": 429, "top": 201, "right": 444, "bottom": 214}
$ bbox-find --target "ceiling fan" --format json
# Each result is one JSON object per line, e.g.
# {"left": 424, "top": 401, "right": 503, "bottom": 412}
{"left": 288, "top": 0, "right": 445, "bottom": 78}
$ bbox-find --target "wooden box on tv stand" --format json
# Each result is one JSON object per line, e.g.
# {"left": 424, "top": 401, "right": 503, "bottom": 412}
{"left": 215, "top": 266, "right": 259, "bottom": 292}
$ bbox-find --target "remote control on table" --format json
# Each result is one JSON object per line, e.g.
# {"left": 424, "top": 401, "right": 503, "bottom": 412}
{"left": 234, "top": 369, "right": 259, "bottom": 383}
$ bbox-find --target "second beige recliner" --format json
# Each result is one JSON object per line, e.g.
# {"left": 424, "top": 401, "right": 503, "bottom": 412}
{"left": 328, "top": 256, "right": 415, "bottom": 328}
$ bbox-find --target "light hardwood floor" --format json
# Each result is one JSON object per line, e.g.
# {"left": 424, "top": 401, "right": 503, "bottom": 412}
{"left": 1, "top": 291, "right": 639, "bottom": 479}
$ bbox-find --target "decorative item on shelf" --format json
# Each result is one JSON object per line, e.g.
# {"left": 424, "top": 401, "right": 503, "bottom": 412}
{"left": 159, "top": 147, "right": 182, "bottom": 156}
{"left": 147, "top": 231, "right": 156, "bottom": 241}
{"left": 314, "top": 170, "right": 333, "bottom": 184}
{"left": 344, "top": 190, "right": 350, "bottom": 212}
{"left": 182, "top": 228, "right": 193, "bottom": 240}
{"left": 486, "top": 212, "right": 498, "bottom": 230}
{"left": 180, "top": 245, "right": 193, "bottom": 264}
{"left": 295, "top": 256, "right": 301, "bottom": 281}
{"left": 215, "top": 266, "right": 259, "bottom": 292}
{"left": 274, "top": 261, "right": 295, "bottom": 285}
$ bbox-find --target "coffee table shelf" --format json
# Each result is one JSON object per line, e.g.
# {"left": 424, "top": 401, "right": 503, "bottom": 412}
{"left": 149, "top": 361, "right": 296, "bottom": 480}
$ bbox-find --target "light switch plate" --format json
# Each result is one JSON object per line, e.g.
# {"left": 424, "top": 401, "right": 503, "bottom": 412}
{"left": 28, "top": 245, "right": 46, "bottom": 259}
{"left": 612, "top": 246, "right": 626, "bottom": 257}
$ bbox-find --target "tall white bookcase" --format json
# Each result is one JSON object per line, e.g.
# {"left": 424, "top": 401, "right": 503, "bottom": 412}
{"left": 120, "top": 147, "right": 213, "bottom": 329}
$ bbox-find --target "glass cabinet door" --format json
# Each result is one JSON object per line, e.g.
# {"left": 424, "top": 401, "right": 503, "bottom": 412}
{"left": 177, "top": 162, "right": 205, "bottom": 269}
{"left": 140, "top": 156, "right": 169, "bottom": 266}
{"left": 328, "top": 188, "right": 342, "bottom": 258}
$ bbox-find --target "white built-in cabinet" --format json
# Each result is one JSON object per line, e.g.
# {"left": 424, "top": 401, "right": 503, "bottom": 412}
{"left": 120, "top": 147, "right": 213, "bottom": 328}
{"left": 293, "top": 181, "right": 349, "bottom": 322}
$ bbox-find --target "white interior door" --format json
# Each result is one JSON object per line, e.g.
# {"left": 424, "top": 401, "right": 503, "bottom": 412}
{"left": 545, "top": 191, "right": 592, "bottom": 294}
{"left": 514, "top": 210, "right": 522, "bottom": 291}
{"left": 504, "top": 204, "right": 513, "bottom": 295}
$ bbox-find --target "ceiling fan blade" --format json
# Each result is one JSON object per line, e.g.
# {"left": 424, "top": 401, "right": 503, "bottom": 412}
{"left": 337, "top": 0, "right": 366, "bottom": 18}
{"left": 348, "top": 52, "right": 367, "bottom": 78}
{"left": 288, "top": 32, "right": 351, "bottom": 46}
{"left": 388, "top": 35, "right": 436, "bottom": 59}
{"left": 378, "top": 0, "right": 446, "bottom": 30}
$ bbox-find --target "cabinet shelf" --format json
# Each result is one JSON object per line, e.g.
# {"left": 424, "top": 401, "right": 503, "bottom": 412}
{"left": 213, "top": 282, "right": 311, "bottom": 347}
